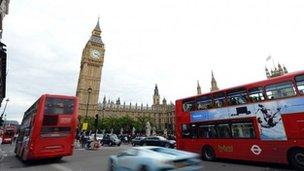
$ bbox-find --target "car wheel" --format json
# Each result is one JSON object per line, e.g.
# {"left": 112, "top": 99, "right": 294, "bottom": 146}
{"left": 165, "top": 143, "right": 170, "bottom": 148}
{"left": 138, "top": 165, "right": 148, "bottom": 171}
{"left": 109, "top": 159, "right": 115, "bottom": 171}
{"left": 202, "top": 146, "right": 216, "bottom": 161}
{"left": 117, "top": 143, "right": 121, "bottom": 147}
{"left": 288, "top": 148, "right": 304, "bottom": 170}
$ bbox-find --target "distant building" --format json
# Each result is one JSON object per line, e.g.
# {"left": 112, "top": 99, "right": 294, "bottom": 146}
{"left": 98, "top": 85, "right": 175, "bottom": 133}
{"left": 265, "top": 63, "right": 288, "bottom": 79}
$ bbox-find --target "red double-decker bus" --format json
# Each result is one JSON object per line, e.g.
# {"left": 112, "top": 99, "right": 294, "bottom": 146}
{"left": 2, "top": 125, "right": 17, "bottom": 144}
{"left": 175, "top": 70, "right": 304, "bottom": 169}
{"left": 15, "top": 94, "right": 78, "bottom": 161}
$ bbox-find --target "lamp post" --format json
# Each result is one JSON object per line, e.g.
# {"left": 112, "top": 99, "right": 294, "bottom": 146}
{"left": 0, "top": 98, "right": 9, "bottom": 119}
{"left": 85, "top": 87, "right": 92, "bottom": 120}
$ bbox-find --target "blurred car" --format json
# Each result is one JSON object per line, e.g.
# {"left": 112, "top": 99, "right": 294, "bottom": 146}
{"left": 109, "top": 146, "right": 201, "bottom": 171}
{"left": 90, "top": 133, "right": 103, "bottom": 142}
{"left": 140, "top": 136, "right": 176, "bottom": 148}
{"left": 131, "top": 137, "right": 145, "bottom": 146}
{"left": 101, "top": 134, "right": 121, "bottom": 146}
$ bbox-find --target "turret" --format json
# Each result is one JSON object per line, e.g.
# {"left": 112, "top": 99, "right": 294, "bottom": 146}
{"left": 197, "top": 80, "right": 202, "bottom": 95}
{"left": 210, "top": 70, "right": 219, "bottom": 92}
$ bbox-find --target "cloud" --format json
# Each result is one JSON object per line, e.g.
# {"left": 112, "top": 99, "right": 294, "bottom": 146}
{"left": 2, "top": 0, "right": 304, "bottom": 122}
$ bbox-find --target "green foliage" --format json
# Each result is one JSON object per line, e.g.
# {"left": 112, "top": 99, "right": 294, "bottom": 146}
{"left": 79, "top": 114, "right": 155, "bottom": 134}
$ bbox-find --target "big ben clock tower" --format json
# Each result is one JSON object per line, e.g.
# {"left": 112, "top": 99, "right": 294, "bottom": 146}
{"left": 76, "top": 19, "right": 105, "bottom": 117}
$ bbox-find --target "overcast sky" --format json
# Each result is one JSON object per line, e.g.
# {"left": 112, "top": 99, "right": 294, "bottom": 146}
{"left": 2, "top": 0, "right": 304, "bottom": 122}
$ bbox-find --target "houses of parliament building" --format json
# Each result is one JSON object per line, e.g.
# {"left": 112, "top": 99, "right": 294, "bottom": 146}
{"left": 75, "top": 20, "right": 175, "bottom": 132}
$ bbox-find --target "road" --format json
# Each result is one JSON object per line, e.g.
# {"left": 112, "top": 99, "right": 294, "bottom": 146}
{"left": 0, "top": 143, "right": 295, "bottom": 171}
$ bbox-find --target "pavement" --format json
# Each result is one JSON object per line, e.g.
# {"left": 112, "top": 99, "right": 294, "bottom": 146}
{"left": 0, "top": 143, "right": 295, "bottom": 171}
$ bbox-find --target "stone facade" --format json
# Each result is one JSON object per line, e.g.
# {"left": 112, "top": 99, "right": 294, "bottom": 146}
{"left": 97, "top": 85, "right": 175, "bottom": 132}
{"left": 76, "top": 19, "right": 105, "bottom": 117}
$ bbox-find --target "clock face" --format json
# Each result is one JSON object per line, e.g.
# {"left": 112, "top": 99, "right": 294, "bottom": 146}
{"left": 90, "top": 49, "right": 101, "bottom": 59}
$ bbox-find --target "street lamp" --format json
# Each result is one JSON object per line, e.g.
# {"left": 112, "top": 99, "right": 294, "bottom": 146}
{"left": 85, "top": 87, "right": 92, "bottom": 120}
{"left": 0, "top": 98, "right": 9, "bottom": 127}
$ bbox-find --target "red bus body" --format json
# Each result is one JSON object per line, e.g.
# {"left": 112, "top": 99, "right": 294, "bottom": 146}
{"left": 15, "top": 94, "right": 79, "bottom": 161}
{"left": 175, "top": 70, "right": 304, "bottom": 169}
{"left": 2, "top": 125, "right": 17, "bottom": 144}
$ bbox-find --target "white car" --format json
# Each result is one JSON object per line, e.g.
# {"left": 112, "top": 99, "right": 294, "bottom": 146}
{"left": 109, "top": 146, "right": 201, "bottom": 171}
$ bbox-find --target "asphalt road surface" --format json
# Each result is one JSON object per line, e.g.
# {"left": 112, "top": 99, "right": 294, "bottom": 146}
{"left": 0, "top": 143, "right": 295, "bottom": 171}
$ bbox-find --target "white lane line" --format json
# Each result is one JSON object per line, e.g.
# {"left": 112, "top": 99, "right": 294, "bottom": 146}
{"left": 51, "top": 164, "right": 73, "bottom": 171}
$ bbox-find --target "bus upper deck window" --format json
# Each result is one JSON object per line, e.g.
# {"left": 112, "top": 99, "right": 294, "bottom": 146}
{"left": 266, "top": 81, "right": 296, "bottom": 100}
{"left": 213, "top": 92, "right": 225, "bottom": 108}
{"left": 248, "top": 87, "right": 265, "bottom": 102}
{"left": 295, "top": 75, "right": 304, "bottom": 95}
{"left": 182, "top": 99, "right": 196, "bottom": 112}
{"left": 227, "top": 88, "right": 248, "bottom": 106}
{"left": 196, "top": 95, "right": 212, "bottom": 110}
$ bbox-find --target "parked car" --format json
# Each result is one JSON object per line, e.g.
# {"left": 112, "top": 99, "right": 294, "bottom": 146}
{"left": 131, "top": 137, "right": 145, "bottom": 146}
{"left": 109, "top": 146, "right": 201, "bottom": 171}
{"left": 139, "top": 136, "right": 176, "bottom": 148}
{"left": 101, "top": 134, "right": 121, "bottom": 146}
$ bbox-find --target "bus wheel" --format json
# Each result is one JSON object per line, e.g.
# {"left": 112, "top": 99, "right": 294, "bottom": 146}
{"left": 289, "top": 148, "right": 304, "bottom": 170}
{"left": 202, "top": 146, "right": 215, "bottom": 161}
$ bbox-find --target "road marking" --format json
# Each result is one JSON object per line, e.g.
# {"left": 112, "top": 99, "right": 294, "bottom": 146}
{"left": 51, "top": 164, "right": 73, "bottom": 171}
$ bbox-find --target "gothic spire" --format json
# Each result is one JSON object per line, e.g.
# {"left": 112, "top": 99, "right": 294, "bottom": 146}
{"left": 210, "top": 70, "right": 219, "bottom": 92}
{"left": 89, "top": 18, "right": 103, "bottom": 45}
{"left": 154, "top": 84, "right": 159, "bottom": 96}
{"left": 197, "top": 80, "right": 202, "bottom": 95}
{"left": 153, "top": 84, "right": 160, "bottom": 105}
